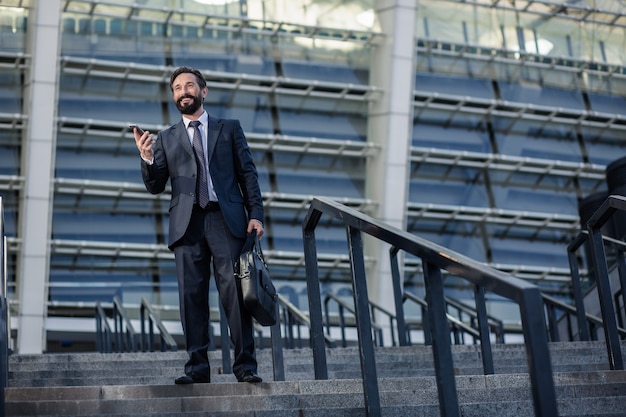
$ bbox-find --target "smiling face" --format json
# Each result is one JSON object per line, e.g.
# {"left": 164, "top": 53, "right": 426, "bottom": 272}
{"left": 171, "top": 72, "right": 208, "bottom": 117}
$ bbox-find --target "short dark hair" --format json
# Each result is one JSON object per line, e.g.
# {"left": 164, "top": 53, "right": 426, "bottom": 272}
{"left": 169, "top": 66, "right": 206, "bottom": 91}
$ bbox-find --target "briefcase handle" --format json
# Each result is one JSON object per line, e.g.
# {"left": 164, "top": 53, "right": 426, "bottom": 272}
{"left": 241, "top": 229, "right": 266, "bottom": 261}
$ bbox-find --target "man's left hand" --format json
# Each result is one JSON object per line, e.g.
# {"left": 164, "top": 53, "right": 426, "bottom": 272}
{"left": 247, "top": 219, "right": 264, "bottom": 239}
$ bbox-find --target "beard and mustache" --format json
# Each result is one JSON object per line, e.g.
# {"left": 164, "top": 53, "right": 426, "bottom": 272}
{"left": 176, "top": 93, "right": 203, "bottom": 115}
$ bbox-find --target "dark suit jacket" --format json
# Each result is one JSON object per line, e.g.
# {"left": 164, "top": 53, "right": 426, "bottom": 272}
{"left": 141, "top": 115, "right": 264, "bottom": 249}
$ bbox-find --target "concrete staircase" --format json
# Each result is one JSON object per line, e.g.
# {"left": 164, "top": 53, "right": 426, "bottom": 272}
{"left": 5, "top": 341, "right": 626, "bottom": 416}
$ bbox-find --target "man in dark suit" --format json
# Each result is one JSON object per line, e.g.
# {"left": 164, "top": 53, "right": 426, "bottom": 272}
{"left": 133, "top": 66, "right": 264, "bottom": 384}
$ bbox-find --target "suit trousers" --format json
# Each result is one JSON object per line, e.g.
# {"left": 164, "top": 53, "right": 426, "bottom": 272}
{"left": 173, "top": 205, "right": 257, "bottom": 380}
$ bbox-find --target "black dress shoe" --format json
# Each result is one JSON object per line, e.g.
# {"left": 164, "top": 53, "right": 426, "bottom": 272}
{"left": 175, "top": 374, "right": 210, "bottom": 384}
{"left": 237, "top": 370, "right": 262, "bottom": 383}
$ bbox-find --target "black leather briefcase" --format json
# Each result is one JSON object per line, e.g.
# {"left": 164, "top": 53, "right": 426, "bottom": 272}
{"left": 236, "top": 231, "right": 277, "bottom": 326}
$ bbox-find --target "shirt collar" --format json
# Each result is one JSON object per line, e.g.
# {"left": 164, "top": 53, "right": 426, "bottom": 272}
{"left": 183, "top": 111, "right": 208, "bottom": 128}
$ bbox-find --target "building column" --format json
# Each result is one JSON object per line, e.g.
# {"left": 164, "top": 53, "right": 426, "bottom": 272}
{"left": 365, "top": 0, "right": 417, "bottom": 317}
{"left": 16, "top": 0, "right": 62, "bottom": 354}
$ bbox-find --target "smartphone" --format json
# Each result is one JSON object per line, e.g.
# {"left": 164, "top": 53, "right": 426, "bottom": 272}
{"left": 129, "top": 124, "right": 144, "bottom": 135}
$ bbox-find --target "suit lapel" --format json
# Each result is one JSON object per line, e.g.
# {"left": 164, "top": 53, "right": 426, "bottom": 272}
{"left": 174, "top": 120, "right": 194, "bottom": 159}
{"left": 207, "top": 116, "right": 222, "bottom": 163}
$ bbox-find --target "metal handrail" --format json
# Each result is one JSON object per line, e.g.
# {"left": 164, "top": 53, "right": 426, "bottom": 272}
{"left": 542, "top": 293, "right": 626, "bottom": 342}
{"left": 112, "top": 296, "right": 138, "bottom": 352}
{"left": 576, "top": 194, "right": 626, "bottom": 370}
{"left": 443, "top": 296, "right": 505, "bottom": 344}
{"left": 95, "top": 303, "right": 113, "bottom": 353}
{"left": 323, "top": 292, "right": 385, "bottom": 347}
{"left": 367, "top": 299, "right": 397, "bottom": 347}
{"left": 303, "top": 196, "right": 557, "bottom": 417}
{"left": 567, "top": 229, "right": 626, "bottom": 342}
{"left": 139, "top": 297, "right": 177, "bottom": 352}
{"left": 402, "top": 291, "right": 482, "bottom": 346}
{"left": 277, "top": 293, "right": 336, "bottom": 349}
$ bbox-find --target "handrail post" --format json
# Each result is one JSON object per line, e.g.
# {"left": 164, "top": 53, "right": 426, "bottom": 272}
{"left": 519, "top": 288, "right": 559, "bottom": 417}
{"left": 567, "top": 233, "right": 590, "bottom": 341}
{"left": 302, "top": 208, "right": 328, "bottom": 380}
{"left": 474, "top": 286, "right": 494, "bottom": 375}
{"left": 587, "top": 196, "right": 625, "bottom": 370}
{"left": 423, "top": 261, "right": 460, "bottom": 417}
{"left": 346, "top": 225, "right": 381, "bottom": 417}
{"left": 390, "top": 247, "right": 408, "bottom": 346}
{"left": 302, "top": 196, "right": 559, "bottom": 416}
{"left": 616, "top": 250, "right": 626, "bottom": 331}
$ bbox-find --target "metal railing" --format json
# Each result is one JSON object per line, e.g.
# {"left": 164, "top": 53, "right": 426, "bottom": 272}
{"left": 303, "top": 196, "right": 557, "bottom": 417}
{"left": 95, "top": 297, "right": 177, "bottom": 354}
{"left": 323, "top": 292, "right": 385, "bottom": 348}
{"left": 0, "top": 196, "right": 9, "bottom": 417}
{"left": 139, "top": 297, "right": 177, "bottom": 352}
{"left": 276, "top": 293, "right": 336, "bottom": 349}
{"left": 542, "top": 293, "right": 626, "bottom": 342}
{"left": 95, "top": 297, "right": 139, "bottom": 353}
{"left": 443, "top": 295, "right": 505, "bottom": 344}
{"left": 95, "top": 303, "right": 113, "bottom": 353}
{"left": 568, "top": 194, "right": 626, "bottom": 370}
{"left": 96, "top": 294, "right": 287, "bottom": 381}
{"left": 402, "top": 291, "right": 481, "bottom": 348}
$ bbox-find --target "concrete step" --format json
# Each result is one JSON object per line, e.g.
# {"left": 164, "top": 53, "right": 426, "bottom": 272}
{"left": 6, "top": 370, "right": 626, "bottom": 416}
{"left": 7, "top": 341, "right": 615, "bottom": 387}
{"left": 5, "top": 341, "right": 626, "bottom": 416}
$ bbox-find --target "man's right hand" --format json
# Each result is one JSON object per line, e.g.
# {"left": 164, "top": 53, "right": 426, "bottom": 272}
{"left": 133, "top": 127, "right": 154, "bottom": 161}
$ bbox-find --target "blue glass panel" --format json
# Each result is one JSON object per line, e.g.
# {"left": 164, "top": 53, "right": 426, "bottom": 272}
{"left": 412, "top": 121, "right": 491, "bottom": 152}
{"left": 408, "top": 178, "right": 490, "bottom": 207}
{"left": 584, "top": 128, "right": 626, "bottom": 166}
{"left": 488, "top": 237, "right": 569, "bottom": 268}
{"left": 55, "top": 148, "right": 145, "bottom": 182}
{"left": 587, "top": 93, "right": 626, "bottom": 114}
{"left": 0, "top": 145, "right": 18, "bottom": 176}
{"left": 251, "top": 151, "right": 271, "bottom": 192}
{"left": 498, "top": 81, "right": 585, "bottom": 109}
{"left": 52, "top": 210, "right": 159, "bottom": 244}
{"left": 0, "top": 68, "right": 20, "bottom": 111}
{"left": 493, "top": 121, "right": 582, "bottom": 162}
{"left": 267, "top": 207, "right": 349, "bottom": 254}
{"left": 277, "top": 109, "right": 366, "bottom": 141}
{"left": 58, "top": 97, "right": 162, "bottom": 125}
{"left": 409, "top": 164, "right": 490, "bottom": 207}
{"left": 415, "top": 73, "right": 495, "bottom": 99}
{"left": 282, "top": 59, "right": 368, "bottom": 85}
{"left": 492, "top": 183, "right": 577, "bottom": 214}
{"left": 0, "top": 190, "right": 18, "bottom": 236}
{"left": 48, "top": 264, "right": 177, "bottom": 303}
{"left": 407, "top": 223, "right": 487, "bottom": 262}
{"left": 172, "top": 53, "right": 276, "bottom": 76}
{"left": 202, "top": 91, "right": 274, "bottom": 134}
{"left": 272, "top": 153, "right": 365, "bottom": 199}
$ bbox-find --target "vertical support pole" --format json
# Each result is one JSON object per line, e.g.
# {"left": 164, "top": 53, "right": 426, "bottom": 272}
{"left": 390, "top": 247, "right": 408, "bottom": 346}
{"left": 422, "top": 261, "right": 459, "bottom": 417}
{"left": 588, "top": 225, "right": 624, "bottom": 370}
{"left": 303, "top": 209, "right": 328, "bottom": 380}
{"left": 567, "top": 237, "right": 590, "bottom": 341}
{"left": 616, "top": 249, "right": 626, "bottom": 331}
{"left": 347, "top": 226, "right": 381, "bottom": 417}
{"left": 474, "top": 286, "right": 494, "bottom": 375}
{"left": 518, "top": 289, "right": 559, "bottom": 417}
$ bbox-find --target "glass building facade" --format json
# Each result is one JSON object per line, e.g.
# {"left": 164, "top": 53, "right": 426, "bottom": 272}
{"left": 1, "top": 0, "right": 625, "bottom": 353}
